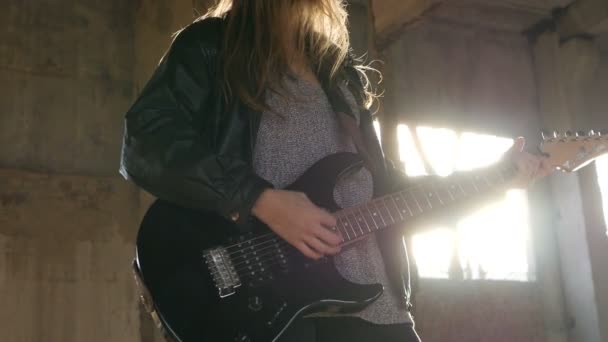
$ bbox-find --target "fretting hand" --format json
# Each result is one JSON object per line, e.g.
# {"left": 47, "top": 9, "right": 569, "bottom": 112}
{"left": 507, "top": 137, "right": 554, "bottom": 188}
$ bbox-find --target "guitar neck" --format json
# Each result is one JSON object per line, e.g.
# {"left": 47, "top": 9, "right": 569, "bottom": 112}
{"left": 333, "top": 161, "right": 518, "bottom": 243}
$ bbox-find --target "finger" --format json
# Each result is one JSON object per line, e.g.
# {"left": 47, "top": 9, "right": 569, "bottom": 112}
{"left": 520, "top": 155, "right": 538, "bottom": 173}
{"left": 539, "top": 158, "right": 554, "bottom": 177}
{"left": 314, "top": 225, "right": 343, "bottom": 246}
{"left": 508, "top": 137, "right": 526, "bottom": 155}
{"left": 527, "top": 158, "right": 540, "bottom": 178}
{"left": 318, "top": 210, "right": 337, "bottom": 228}
{"left": 514, "top": 137, "right": 526, "bottom": 152}
{"left": 296, "top": 241, "right": 323, "bottom": 260}
{"left": 306, "top": 236, "right": 341, "bottom": 256}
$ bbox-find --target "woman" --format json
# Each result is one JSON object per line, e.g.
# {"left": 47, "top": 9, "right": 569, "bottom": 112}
{"left": 120, "top": 1, "right": 551, "bottom": 341}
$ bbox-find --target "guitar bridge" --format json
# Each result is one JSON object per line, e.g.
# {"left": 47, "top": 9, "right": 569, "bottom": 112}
{"left": 203, "top": 247, "right": 242, "bottom": 298}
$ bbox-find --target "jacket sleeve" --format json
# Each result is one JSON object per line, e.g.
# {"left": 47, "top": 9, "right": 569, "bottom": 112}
{"left": 119, "top": 20, "right": 273, "bottom": 228}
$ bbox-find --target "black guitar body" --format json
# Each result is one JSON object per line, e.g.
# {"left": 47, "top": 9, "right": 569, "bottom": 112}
{"left": 136, "top": 152, "right": 383, "bottom": 342}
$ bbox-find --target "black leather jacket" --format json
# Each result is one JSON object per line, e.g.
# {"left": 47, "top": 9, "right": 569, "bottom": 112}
{"left": 120, "top": 18, "right": 413, "bottom": 309}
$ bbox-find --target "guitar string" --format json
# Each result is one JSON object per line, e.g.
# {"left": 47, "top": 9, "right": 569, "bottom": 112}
{"left": 220, "top": 188, "right": 401, "bottom": 255}
{"left": 231, "top": 238, "right": 290, "bottom": 268}
{"left": 225, "top": 181, "right": 480, "bottom": 267}
{"left": 236, "top": 248, "right": 300, "bottom": 282}
{"left": 223, "top": 179, "right": 453, "bottom": 256}
{"left": 223, "top": 199, "right": 381, "bottom": 258}
{"left": 228, "top": 179, "right": 516, "bottom": 278}
{"left": 226, "top": 204, "right": 395, "bottom": 266}
{"left": 224, "top": 201, "right": 378, "bottom": 262}
{"left": 221, "top": 166, "right": 516, "bottom": 280}
{"left": 219, "top": 157, "right": 596, "bottom": 283}
{"left": 211, "top": 240, "right": 294, "bottom": 281}
{"left": 223, "top": 176, "right": 470, "bottom": 260}
{"left": 228, "top": 197, "right": 409, "bottom": 270}
{"left": 233, "top": 232, "right": 356, "bottom": 273}
{"left": 222, "top": 164, "right": 515, "bottom": 261}
{"left": 220, "top": 177, "right": 442, "bottom": 254}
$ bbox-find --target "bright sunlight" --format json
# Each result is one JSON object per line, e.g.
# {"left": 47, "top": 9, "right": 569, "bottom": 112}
{"left": 596, "top": 155, "right": 608, "bottom": 237}
{"left": 397, "top": 125, "right": 532, "bottom": 281}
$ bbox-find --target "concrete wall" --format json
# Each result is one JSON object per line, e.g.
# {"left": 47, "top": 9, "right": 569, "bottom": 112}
{"left": 415, "top": 280, "right": 545, "bottom": 341}
{"left": 0, "top": 1, "right": 141, "bottom": 341}
{"left": 585, "top": 50, "right": 608, "bottom": 128}
{"left": 533, "top": 31, "right": 608, "bottom": 342}
{"left": 0, "top": 1, "right": 134, "bottom": 176}
{"left": 574, "top": 48, "right": 608, "bottom": 342}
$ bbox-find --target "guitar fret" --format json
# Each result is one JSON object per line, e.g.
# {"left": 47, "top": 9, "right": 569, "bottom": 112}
{"left": 405, "top": 190, "right": 424, "bottom": 214}
{"left": 441, "top": 182, "right": 455, "bottom": 203}
{"left": 342, "top": 215, "right": 353, "bottom": 241}
{"left": 348, "top": 211, "right": 363, "bottom": 237}
{"left": 389, "top": 195, "right": 405, "bottom": 220}
{"left": 417, "top": 187, "right": 433, "bottom": 210}
{"left": 421, "top": 184, "right": 441, "bottom": 208}
{"left": 366, "top": 205, "right": 381, "bottom": 229}
{"left": 443, "top": 181, "right": 455, "bottom": 201}
{"left": 384, "top": 196, "right": 401, "bottom": 222}
{"left": 343, "top": 211, "right": 358, "bottom": 236}
{"left": 337, "top": 225, "right": 347, "bottom": 243}
{"left": 482, "top": 174, "right": 492, "bottom": 187}
{"left": 456, "top": 181, "right": 467, "bottom": 197}
{"left": 378, "top": 199, "right": 395, "bottom": 225}
{"left": 343, "top": 214, "right": 357, "bottom": 239}
{"left": 371, "top": 201, "right": 387, "bottom": 227}
{"left": 395, "top": 193, "right": 413, "bottom": 217}
{"left": 356, "top": 207, "right": 372, "bottom": 233}
{"left": 336, "top": 216, "right": 350, "bottom": 241}
{"left": 469, "top": 175, "right": 480, "bottom": 193}
{"left": 354, "top": 208, "right": 366, "bottom": 235}
{"left": 360, "top": 205, "right": 375, "bottom": 231}
{"left": 430, "top": 183, "right": 445, "bottom": 206}
{"left": 330, "top": 162, "right": 521, "bottom": 245}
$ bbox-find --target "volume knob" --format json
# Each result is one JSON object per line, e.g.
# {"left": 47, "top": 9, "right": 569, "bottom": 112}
{"left": 248, "top": 296, "right": 263, "bottom": 312}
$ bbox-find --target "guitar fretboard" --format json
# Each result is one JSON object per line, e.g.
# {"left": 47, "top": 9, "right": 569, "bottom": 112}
{"left": 333, "top": 162, "right": 518, "bottom": 243}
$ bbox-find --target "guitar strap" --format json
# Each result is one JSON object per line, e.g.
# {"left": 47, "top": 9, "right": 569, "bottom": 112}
{"left": 324, "top": 73, "right": 412, "bottom": 309}
{"left": 336, "top": 110, "right": 376, "bottom": 172}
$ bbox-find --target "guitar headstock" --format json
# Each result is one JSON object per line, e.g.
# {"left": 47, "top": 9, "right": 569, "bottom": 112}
{"left": 540, "top": 130, "right": 608, "bottom": 172}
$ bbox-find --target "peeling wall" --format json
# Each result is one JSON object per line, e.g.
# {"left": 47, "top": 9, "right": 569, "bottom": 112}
{"left": 0, "top": 170, "right": 141, "bottom": 342}
{"left": 0, "top": 1, "right": 134, "bottom": 176}
{"left": 0, "top": 1, "right": 141, "bottom": 341}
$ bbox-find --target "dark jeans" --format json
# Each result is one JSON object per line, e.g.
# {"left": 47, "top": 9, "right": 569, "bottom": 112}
{"left": 277, "top": 317, "right": 422, "bottom": 342}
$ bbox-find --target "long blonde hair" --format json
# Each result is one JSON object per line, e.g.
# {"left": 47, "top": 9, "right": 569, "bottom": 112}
{"left": 201, "top": 0, "right": 374, "bottom": 111}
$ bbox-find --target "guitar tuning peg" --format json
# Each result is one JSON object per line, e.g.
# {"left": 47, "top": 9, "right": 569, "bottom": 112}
{"left": 564, "top": 130, "right": 573, "bottom": 137}
{"left": 541, "top": 130, "right": 551, "bottom": 140}
{"left": 553, "top": 131, "right": 560, "bottom": 139}
{"left": 577, "top": 130, "right": 586, "bottom": 137}
{"left": 588, "top": 130, "right": 595, "bottom": 136}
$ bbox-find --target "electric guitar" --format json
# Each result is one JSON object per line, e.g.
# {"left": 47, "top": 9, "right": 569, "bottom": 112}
{"left": 134, "top": 130, "right": 608, "bottom": 342}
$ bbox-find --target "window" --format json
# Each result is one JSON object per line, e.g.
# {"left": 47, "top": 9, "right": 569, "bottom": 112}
{"left": 597, "top": 155, "right": 608, "bottom": 236}
{"left": 397, "top": 125, "right": 533, "bottom": 281}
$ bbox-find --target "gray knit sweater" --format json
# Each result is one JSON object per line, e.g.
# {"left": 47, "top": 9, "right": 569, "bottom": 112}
{"left": 252, "top": 76, "right": 411, "bottom": 324}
